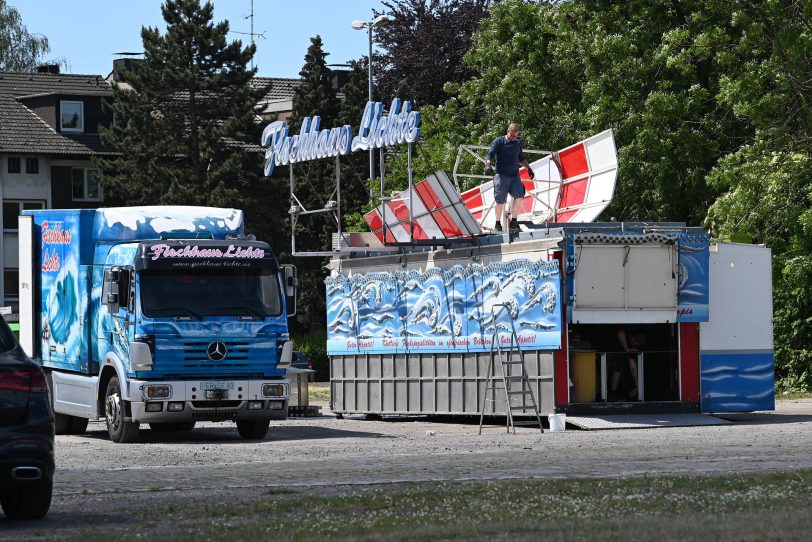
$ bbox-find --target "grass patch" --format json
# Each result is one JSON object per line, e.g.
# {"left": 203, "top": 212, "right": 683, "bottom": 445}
{"left": 308, "top": 384, "right": 331, "bottom": 403}
{"left": 57, "top": 469, "right": 812, "bottom": 541}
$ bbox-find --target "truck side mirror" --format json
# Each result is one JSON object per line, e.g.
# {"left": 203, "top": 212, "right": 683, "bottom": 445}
{"left": 281, "top": 264, "right": 297, "bottom": 317}
{"left": 104, "top": 266, "right": 121, "bottom": 313}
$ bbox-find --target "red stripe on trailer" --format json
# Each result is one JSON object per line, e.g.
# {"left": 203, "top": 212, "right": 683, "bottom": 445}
{"left": 461, "top": 186, "right": 483, "bottom": 210}
{"left": 416, "top": 181, "right": 442, "bottom": 211}
{"left": 405, "top": 221, "right": 425, "bottom": 240}
{"left": 555, "top": 210, "right": 577, "bottom": 223}
{"left": 364, "top": 209, "right": 383, "bottom": 232}
{"left": 558, "top": 143, "right": 589, "bottom": 179}
{"left": 387, "top": 198, "right": 411, "bottom": 222}
{"left": 433, "top": 209, "right": 463, "bottom": 237}
{"left": 551, "top": 251, "right": 569, "bottom": 407}
{"left": 560, "top": 178, "right": 588, "bottom": 208}
{"left": 679, "top": 323, "right": 700, "bottom": 403}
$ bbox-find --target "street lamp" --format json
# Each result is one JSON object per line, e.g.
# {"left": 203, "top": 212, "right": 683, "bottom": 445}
{"left": 352, "top": 14, "right": 391, "bottom": 181}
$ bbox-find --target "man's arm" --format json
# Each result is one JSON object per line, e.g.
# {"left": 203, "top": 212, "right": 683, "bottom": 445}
{"left": 485, "top": 137, "right": 501, "bottom": 168}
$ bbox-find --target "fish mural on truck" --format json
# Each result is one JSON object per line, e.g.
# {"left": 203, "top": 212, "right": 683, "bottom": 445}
{"left": 326, "top": 258, "right": 562, "bottom": 354}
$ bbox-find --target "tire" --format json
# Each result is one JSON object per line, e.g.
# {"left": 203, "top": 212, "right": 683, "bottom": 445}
{"left": 236, "top": 419, "right": 270, "bottom": 440}
{"left": 54, "top": 413, "right": 73, "bottom": 435}
{"left": 68, "top": 416, "right": 88, "bottom": 435}
{"left": 54, "top": 414, "right": 89, "bottom": 435}
{"left": 0, "top": 479, "right": 52, "bottom": 520}
{"left": 104, "top": 376, "right": 139, "bottom": 443}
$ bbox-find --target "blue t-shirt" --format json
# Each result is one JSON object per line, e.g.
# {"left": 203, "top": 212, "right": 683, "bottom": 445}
{"left": 486, "top": 136, "right": 526, "bottom": 176}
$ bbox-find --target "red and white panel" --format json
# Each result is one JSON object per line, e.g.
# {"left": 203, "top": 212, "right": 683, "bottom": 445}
{"left": 463, "top": 129, "right": 618, "bottom": 227}
{"left": 364, "top": 171, "right": 482, "bottom": 242}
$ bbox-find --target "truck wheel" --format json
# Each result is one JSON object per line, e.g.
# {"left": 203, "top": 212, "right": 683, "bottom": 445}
{"left": 68, "top": 416, "right": 88, "bottom": 435}
{"left": 0, "top": 479, "right": 52, "bottom": 520}
{"left": 54, "top": 413, "right": 73, "bottom": 435}
{"left": 236, "top": 420, "right": 270, "bottom": 440}
{"left": 105, "top": 376, "right": 139, "bottom": 443}
{"left": 54, "top": 414, "right": 89, "bottom": 435}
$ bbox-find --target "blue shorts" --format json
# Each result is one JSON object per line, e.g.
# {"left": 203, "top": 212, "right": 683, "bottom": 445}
{"left": 493, "top": 173, "right": 525, "bottom": 204}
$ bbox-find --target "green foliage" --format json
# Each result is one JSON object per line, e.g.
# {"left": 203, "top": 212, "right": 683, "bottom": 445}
{"left": 97, "top": 0, "right": 264, "bottom": 215}
{"left": 0, "top": 0, "right": 52, "bottom": 71}
{"left": 374, "top": 0, "right": 491, "bottom": 107}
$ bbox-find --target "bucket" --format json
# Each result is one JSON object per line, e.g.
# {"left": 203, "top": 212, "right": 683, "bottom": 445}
{"left": 548, "top": 413, "right": 566, "bottom": 432}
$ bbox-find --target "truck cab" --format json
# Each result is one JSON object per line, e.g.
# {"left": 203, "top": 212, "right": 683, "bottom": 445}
{"left": 19, "top": 207, "right": 297, "bottom": 442}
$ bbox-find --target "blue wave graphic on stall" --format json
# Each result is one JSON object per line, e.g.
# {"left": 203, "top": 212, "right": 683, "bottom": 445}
{"left": 677, "top": 234, "right": 709, "bottom": 322}
{"left": 326, "top": 259, "right": 561, "bottom": 354}
{"left": 700, "top": 352, "right": 775, "bottom": 412}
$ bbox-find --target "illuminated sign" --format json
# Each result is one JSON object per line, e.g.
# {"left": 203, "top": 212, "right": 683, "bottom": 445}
{"left": 351, "top": 99, "right": 421, "bottom": 151}
{"left": 260, "top": 98, "right": 421, "bottom": 175}
{"left": 261, "top": 116, "right": 353, "bottom": 176}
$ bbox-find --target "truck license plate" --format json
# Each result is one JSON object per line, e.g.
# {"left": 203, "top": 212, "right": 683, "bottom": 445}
{"left": 205, "top": 389, "right": 229, "bottom": 400}
{"left": 201, "top": 381, "right": 233, "bottom": 391}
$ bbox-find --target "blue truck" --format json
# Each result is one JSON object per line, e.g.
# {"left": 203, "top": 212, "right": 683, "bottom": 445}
{"left": 17, "top": 206, "right": 296, "bottom": 443}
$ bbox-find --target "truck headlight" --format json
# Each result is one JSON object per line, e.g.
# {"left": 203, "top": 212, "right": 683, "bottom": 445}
{"left": 145, "top": 384, "right": 171, "bottom": 399}
{"left": 262, "top": 383, "right": 286, "bottom": 397}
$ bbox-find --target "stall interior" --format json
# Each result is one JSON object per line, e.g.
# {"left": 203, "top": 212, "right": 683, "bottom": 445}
{"left": 568, "top": 324, "right": 679, "bottom": 403}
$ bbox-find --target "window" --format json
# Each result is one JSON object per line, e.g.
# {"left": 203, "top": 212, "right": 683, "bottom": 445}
{"left": 3, "top": 268, "right": 18, "bottom": 299}
{"left": 7, "top": 157, "right": 20, "bottom": 174}
{"left": 72, "top": 168, "right": 102, "bottom": 201}
{"left": 3, "top": 200, "right": 45, "bottom": 230}
{"left": 26, "top": 158, "right": 39, "bottom": 174}
{"left": 60, "top": 100, "right": 84, "bottom": 132}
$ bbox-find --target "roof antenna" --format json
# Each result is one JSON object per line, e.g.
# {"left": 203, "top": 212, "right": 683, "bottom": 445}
{"left": 230, "top": 0, "right": 266, "bottom": 71}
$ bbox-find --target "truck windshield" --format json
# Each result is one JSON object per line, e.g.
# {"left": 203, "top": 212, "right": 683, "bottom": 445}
{"left": 139, "top": 268, "right": 282, "bottom": 318}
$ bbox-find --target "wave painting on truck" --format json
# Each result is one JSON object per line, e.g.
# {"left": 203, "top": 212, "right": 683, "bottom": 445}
{"left": 326, "top": 258, "right": 561, "bottom": 354}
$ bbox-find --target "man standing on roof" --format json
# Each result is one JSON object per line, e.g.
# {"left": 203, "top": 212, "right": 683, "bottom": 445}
{"left": 485, "top": 122, "right": 534, "bottom": 232}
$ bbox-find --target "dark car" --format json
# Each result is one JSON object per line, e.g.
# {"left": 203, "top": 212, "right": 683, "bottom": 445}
{"left": 291, "top": 350, "right": 315, "bottom": 382}
{"left": 0, "top": 316, "right": 54, "bottom": 520}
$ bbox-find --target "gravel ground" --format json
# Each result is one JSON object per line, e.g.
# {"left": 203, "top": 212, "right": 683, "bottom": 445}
{"left": 2, "top": 398, "right": 811, "bottom": 538}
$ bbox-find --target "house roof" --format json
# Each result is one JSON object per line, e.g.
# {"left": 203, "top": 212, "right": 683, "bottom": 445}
{"left": 253, "top": 77, "right": 299, "bottom": 103}
{"left": 0, "top": 71, "right": 116, "bottom": 156}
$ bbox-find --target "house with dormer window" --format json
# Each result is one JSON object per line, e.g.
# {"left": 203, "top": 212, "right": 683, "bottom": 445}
{"left": 0, "top": 66, "right": 116, "bottom": 311}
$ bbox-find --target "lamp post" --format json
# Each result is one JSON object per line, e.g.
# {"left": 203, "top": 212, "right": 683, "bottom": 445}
{"left": 352, "top": 14, "right": 391, "bottom": 181}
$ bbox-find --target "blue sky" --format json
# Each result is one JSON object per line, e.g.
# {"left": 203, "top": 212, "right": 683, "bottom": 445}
{"left": 10, "top": 0, "right": 385, "bottom": 78}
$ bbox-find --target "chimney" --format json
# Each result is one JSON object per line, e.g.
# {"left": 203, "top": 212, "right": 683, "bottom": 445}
{"left": 36, "top": 64, "right": 60, "bottom": 75}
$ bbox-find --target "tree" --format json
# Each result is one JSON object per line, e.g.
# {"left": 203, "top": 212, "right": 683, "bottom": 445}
{"left": 0, "top": 0, "right": 52, "bottom": 71}
{"left": 337, "top": 59, "right": 376, "bottom": 231}
{"left": 285, "top": 36, "right": 344, "bottom": 332}
{"left": 703, "top": 0, "right": 812, "bottom": 392}
{"left": 98, "top": 0, "right": 264, "bottom": 214}
{"left": 374, "top": 0, "right": 491, "bottom": 107}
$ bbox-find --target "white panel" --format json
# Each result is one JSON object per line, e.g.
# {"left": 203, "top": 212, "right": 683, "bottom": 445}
{"left": 584, "top": 169, "right": 617, "bottom": 204}
{"left": 389, "top": 223, "right": 410, "bottom": 242}
{"left": 52, "top": 371, "right": 99, "bottom": 418}
{"left": 572, "top": 309, "right": 677, "bottom": 324}
{"left": 570, "top": 203, "right": 608, "bottom": 224}
{"left": 700, "top": 243, "right": 773, "bottom": 351}
{"left": 574, "top": 246, "right": 625, "bottom": 308}
{"left": 584, "top": 130, "right": 618, "bottom": 170}
{"left": 626, "top": 246, "right": 677, "bottom": 308}
{"left": 18, "top": 216, "right": 34, "bottom": 357}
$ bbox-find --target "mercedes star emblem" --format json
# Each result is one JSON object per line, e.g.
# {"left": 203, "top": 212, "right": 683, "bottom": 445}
{"left": 207, "top": 341, "right": 227, "bottom": 361}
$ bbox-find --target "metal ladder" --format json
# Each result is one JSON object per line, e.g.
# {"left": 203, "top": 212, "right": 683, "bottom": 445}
{"left": 478, "top": 303, "right": 544, "bottom": 435}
